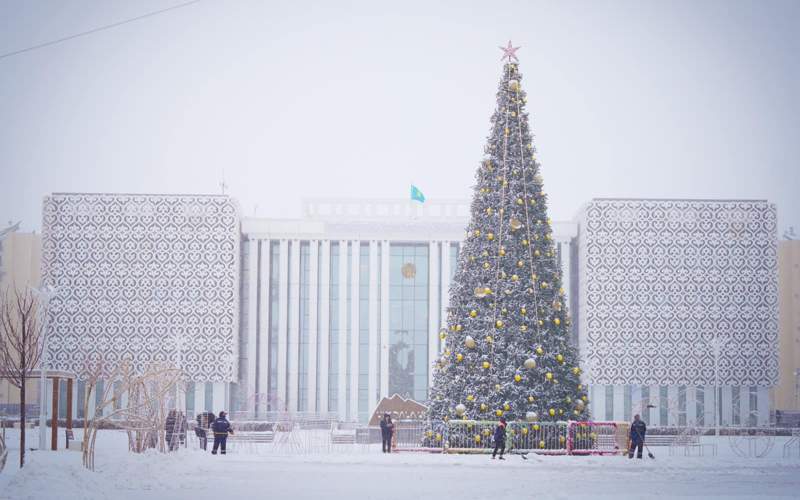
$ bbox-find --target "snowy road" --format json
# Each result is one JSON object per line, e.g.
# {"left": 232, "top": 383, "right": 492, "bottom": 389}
{"left": 1, "top": 431, "right": 799, "bottom": 499}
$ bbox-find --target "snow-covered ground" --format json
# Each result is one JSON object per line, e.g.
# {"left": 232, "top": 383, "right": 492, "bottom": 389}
{"left": 1, "top": 429, "right": 799, "bottom": 500}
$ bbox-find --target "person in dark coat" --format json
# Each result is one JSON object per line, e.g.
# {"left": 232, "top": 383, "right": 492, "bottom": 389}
{"left": 628, "top": 414, "right": 647, "bottom": 459}
{"left": 195, "top": 411, "right": 216, "bottom": 450}
{"left": 492, "top": 417, "right": 507, "bottom": 460}
{"left": 211, "top": 411, "right": 234, "bottom": 455}
{"left": 379, "top": 413, "right": 395, "bottom": 453}
{"left": 165, "top": 410, "right": 178, "bottom": 452}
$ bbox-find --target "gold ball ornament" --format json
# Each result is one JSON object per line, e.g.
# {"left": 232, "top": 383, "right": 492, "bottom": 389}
{"left": 511, "top": 274, "right": 519, "bottom": 282}
{"left": 485, "top": 335, "right": 494, "bottom": 343}
{"left": 514, "top": 374, "right": 522, "bottom": 382}
{"left": 508, "top": 80, "right": 520, "bottom": 91}
{"left": 520, "top": 324, "right": 528, "bottom": 331}
{"left": 480, "top": 403, "right": 487, "bottom": 411}
{"left": 467, "top": 394, "right": 474, "bottom": 401}
{"left": 522, "top": 427, "right": 529, "bottom": 435}
{"left": 473, "top": 229, "right": 481, "bottom": 237}
{"left": 456, "top": 353, "right": 463, "bottom": 362}
{"left": 556, "top": 354, "right": 564, "bottom": 362}
{"left": 486, "top": 207, "right": 493, "bottom": 216}
{"left": 455, "top": 404, "right": 466, "bottom": 416}
{"left": 528, "top": 395, "right": 535, "bottom": 403}
{"left": 465, "top": 336, "right": 476, "bottom": 349}
{"left": 536, "top": 347, "right": 544, "bottom": 355}
{"left": 495, "top": 409, "right": 503, "bottom": 417}
{"left": 554, "top": 318, "right": 561, "bottom": 326}
{"left": 482, "top": 361, "right": 490, "bottom": 369}
{"left": 509, "top": 217, "right": 523, "bottom": 230}
{"left": 545, "top": 372, "right": 553, "bottom": 381}
{"left": 539, "top": 441, "right": 546, "bottom": 449}
{"left": 559, "top": 435, "right": 565, "bottom": 444}
{"left": 455, "top": 324, "right": 462, "bottom": 332}
{"left": 495, "top": 320, "right": 504, "bottom": 328}
{"left": 499, "top": 247, "right": 506, "bottom": 256}
{"left": 516, "top": 198, "right": 524, "bottom": 206}
{"left": 541, "top": 282, "right": 548, "bottom": 289}
{"left": 494, "top": 384, "right": 501, "bottom": 391}
{"left": 483, "top": 262, "right": 490, "bottom": 270}
{"left": 559, "top": 409, "right": 564, "bottom": 415}
{"left": 581, "top": 395, "right": 588, "bottom": 402}
{"left": 534, "top": 249, "right": 541, "bottom": 257}
{"left": 572, "top": 367, "right": 581, "bottom": 375}
{"left": 533, "top": 424, "right": 540, "bottom": 431}
{"left": 503, "top": 403, "right": 510, "bottom": 411}
{"left": 501, "top": 307, "right": 508, "bottom": 315}
{"left": 475, "top": 434, "right": 481, "bottom": 443}
{"left": 524, "top": 358, "right": 537, "bottom": 369}
{"left": 487, "top": 233, "right": 495, "bottom": 241}
{"left": 549, "top": 408, "right": 555, "bottom": 417}
{"left": 522, "top": 239, "right": 529, "bottom": 246}
{"left": 520, "top": 307, "right": 527, "bottom": 315}
{"left": 469, "top": 309, "right": 478, "bottom": 318}
{"left": 439, "top": 330, "right": 447, "bottom": 340}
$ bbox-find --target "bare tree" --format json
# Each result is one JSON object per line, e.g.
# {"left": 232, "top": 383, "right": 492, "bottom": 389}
{"left": 0, "top": 286, "right": 45, "bottom": 468}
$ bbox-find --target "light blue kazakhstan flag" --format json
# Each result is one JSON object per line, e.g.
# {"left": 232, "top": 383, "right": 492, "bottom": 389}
{"left": 410, "top": 185, "right": 426, "bottom": 203}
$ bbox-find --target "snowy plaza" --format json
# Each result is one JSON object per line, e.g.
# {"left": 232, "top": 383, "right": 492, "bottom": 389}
{"left": 1, "top": 429, "right": 800, "bottom": 500}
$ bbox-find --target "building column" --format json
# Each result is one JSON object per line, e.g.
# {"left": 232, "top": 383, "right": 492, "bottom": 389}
{"left": 288, "top": 240, "right": 301, "bottom": 413}
{"left": 721, "top": 386, "right": 732, "bottom": 427}
{"left": 740, "top": 386, "right": 751, "bottom": 426}
{"left": 559, "top": 241, "right": 572, "bottom": 311}
{"left": 613, "top": 385, "right": 625, "bottom": 421}
{"left": 427, "top": 241, "right": 441, "bottom": 393}
{"left": 440, "top": 241, "right": 451, "bottom": 354}
{"left": 51, "top": 377, "right": 59, "bottom": 450}
{"left": 246, "top": 239, "right": 259, "bottom": 415}
{"left": 368, "top": 241, "right": 379, "bottom": 415}
{"left": 307, "top": 240, "right": 319, "bottom": 413}
{"left": 319, "top": 241, "right": 331, "bottom": 413}
{"left": 337, "top": 240, "right": 348, "bottom": 419}
{"left": 349, "top": 240, "right": 360, "bottom": 420}
{"left": 257, "top": 240, "right": 271, "bottom": 417}
{"left": 380, "top": 240, "right": 390, "bottom": 398}
{"left": 278, "top": 239, "right": 289, "bottom": 411}
{"left": 686, "top": 386, "right": 697, "bottom": 426}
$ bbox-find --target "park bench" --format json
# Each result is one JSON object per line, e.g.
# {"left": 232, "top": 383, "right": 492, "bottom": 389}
{"left": 227, "top": 431, "right": 274, "bottom": 453}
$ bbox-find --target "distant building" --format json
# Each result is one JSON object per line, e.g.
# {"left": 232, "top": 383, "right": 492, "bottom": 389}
{"left": 40, "top": 193, "right": 240, "bottom": 418}
{"left": 775, "top": 240, "right": 800, "bottom": 413}
{"left": 575, "top": 199, "right": 778, "bottom": 426}
{"left": 236, "top": 199, "right": 578, "bottom": 422}
{"left": 0, "top": 222, "right": 42, "bottom": 417}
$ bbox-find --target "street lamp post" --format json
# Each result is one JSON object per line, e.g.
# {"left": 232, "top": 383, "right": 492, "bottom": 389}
{"left": 32, "top": 285, "right": 57, "bottom": 451}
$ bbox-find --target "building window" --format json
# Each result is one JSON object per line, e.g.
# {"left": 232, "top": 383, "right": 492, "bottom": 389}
{"left": 205, "top": 382, "right": 213, "bottom": 412}
{"left": 732, "top": 386, "right": 741, "bottom": 426}
{"left": 389, "top": 244, "right": 429, "bottom": 402}
{"left": 749, "top": 386, "right": 757, "bottom": 426}
{"left": 678, "top": 386, "right": 686, "bottom": 427}
{"left": 186, "top": 382, "right": 195, "bottom": 417}
{"left": 659, "top": 386, "right": 668, "bottom": 425}
{"left": 605, "top": 386, "right": 613, "bottom": 421}
{"left": 624, "top": 385, "right": 632, "bottom": 421}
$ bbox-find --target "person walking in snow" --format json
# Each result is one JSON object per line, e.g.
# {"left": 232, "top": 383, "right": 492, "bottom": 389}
{"left": 492, "top": 417, "right": 507, "bottom": 460}
{"left": 165, "top": 409, "right": 179, "bottom": 452}
{"left": 628, "top": 414, "right": 647, "bottom": 459}
{"left": 380, "top": 413, "right": 395, "bottom": 453}
{"left": 211, "top": 411, "right": 234, "bottom": 455}
{"left": 195, "top": 411, "right": 215, "bottom": 450}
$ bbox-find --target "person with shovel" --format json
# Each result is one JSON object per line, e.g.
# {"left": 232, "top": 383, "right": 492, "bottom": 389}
{"left": 628, "top": 414, "right": 647, "bottom": 459}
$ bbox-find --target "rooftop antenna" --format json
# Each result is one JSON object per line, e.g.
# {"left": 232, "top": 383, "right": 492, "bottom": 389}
{"left": 220, "top": 169, "right": 229, "bottom": 195}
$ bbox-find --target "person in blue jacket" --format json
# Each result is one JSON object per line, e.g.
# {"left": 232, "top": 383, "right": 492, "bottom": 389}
{"left": 491, "top": 417, "right": 507, "bottom": 460}
{"left": 628, "top": 414, "right": 647, "bottom": 459}
{"left": 211, "top": 411, "right": 234, "bottom": 455}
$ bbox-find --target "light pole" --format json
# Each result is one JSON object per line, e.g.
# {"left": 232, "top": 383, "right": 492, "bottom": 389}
{"left": 32, "top": 285, "right": 57, "bottom": 451}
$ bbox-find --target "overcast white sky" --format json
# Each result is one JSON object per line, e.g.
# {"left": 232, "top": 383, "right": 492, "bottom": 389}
{"left": 1, "top": 0, "right": 798, "bottom": 233}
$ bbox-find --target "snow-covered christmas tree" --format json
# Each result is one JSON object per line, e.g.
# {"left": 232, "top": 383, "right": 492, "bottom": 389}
{"left": 427, "top": 43, "right": 588, "bottom": 425}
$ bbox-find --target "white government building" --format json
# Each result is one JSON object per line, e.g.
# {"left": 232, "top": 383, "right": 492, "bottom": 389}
{"left": 39, "top": 194, "right": 779, "bottom": 426}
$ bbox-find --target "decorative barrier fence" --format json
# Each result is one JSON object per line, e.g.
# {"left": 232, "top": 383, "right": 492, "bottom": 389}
{"left": 567, "top": 421, "right": 627, "bottom": 455}
{"left": 0, "top": 428, "right": 7, "bottom": 473}
{"left": 412, "top": 420, "right": 628, "bottom": 455}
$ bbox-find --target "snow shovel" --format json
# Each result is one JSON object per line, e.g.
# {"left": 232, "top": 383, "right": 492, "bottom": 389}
{"left": 644, "top": 443, "right": 655, "bottom": 459}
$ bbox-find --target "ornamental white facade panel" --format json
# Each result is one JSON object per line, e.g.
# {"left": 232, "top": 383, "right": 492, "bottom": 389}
{"left": 577, "top": 199, "right": 779, "bottom": 388}
{"left": 41, "top": 193, "right": 240, "bottom": 382}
